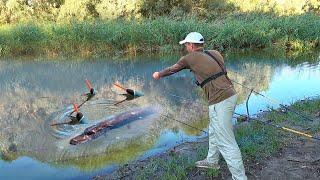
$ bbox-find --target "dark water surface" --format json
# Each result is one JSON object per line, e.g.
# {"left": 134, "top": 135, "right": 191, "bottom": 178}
{"left": 0, "top": 52, "right": 319, "bottom": 179}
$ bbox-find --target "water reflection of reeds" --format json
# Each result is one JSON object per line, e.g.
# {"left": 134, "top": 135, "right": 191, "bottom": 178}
{"left": 0, "top": 75, "right": 209, "bottom": 168}
{"left": 0, "top": 79, "right": 160, "bottom": 166}
{"left": 229, "top": 63, "right": 273, "bottom": 103}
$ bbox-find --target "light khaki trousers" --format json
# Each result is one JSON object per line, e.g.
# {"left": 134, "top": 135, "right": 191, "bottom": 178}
{"left": 207, "top": 94, "right": 247, "bottom": 180}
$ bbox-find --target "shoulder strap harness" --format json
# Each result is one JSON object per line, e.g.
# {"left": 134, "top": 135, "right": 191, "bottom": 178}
{"left": 195, "top": 50, "right": 227, "bottom": 88}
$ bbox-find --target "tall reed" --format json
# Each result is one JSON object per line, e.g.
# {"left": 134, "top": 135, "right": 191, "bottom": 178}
{"left": 0, "top": 13, "right": 318, "bottom": 58}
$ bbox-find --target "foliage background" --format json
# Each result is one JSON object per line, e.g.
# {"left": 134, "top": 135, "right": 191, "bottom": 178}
{"left": 0, "top": 0, "right": 319, "bottom": 57}
{"left": 0, "top": 0, "right": 319, "bottom": 24}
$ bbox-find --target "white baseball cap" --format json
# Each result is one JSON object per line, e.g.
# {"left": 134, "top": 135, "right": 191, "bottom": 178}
{"left": 179, "top": 32, "right": 204, "bottom": 44}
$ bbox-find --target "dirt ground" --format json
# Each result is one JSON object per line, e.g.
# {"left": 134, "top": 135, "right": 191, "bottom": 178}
{"left": 93, "top": 134, "right": 320, "bottom": 180}
{"left": 253, "top": 138, "right": 320, "bottom": 180}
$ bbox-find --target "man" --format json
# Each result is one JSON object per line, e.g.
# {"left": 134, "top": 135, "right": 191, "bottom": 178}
{"left": 152, "top": 32, "right": 247, "bottom": 180}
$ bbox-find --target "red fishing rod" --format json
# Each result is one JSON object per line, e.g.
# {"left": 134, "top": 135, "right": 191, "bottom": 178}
{"left": 67, "top": 79, "right": 96, "bottom": 115}
{"left": 84, "top": 79, "right": 95, "bottom": 101}
{"left": 113, "top": 81, "right": 144, "bottom": 105}
{"left": 51, "top": 79, "right": 95, "bottom": 126}
{"left": 51, "top": 103, "right": 84, "bottom": 126}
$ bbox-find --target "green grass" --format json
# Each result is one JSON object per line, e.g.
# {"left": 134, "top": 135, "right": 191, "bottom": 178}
{"left": 0, "top": 13, "right": 319, "bottom": 59}
{"left": 236, "top": 122, "right": 281, "bottom": 161}
{"left": 134, "top": 147, "right": 219, "bottom": 179}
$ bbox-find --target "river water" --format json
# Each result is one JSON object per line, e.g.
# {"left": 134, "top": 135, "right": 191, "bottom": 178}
{"left": 0, "top": 51, "right": 319, "bottom": 179}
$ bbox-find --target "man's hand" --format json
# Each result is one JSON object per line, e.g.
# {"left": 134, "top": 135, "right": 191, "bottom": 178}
{"left": 152, "top": 72, "right": 160, "bottom": 80}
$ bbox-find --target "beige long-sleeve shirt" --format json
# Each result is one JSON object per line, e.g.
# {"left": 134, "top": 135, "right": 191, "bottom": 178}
{"left": 159, "top": 50, "right": 236, "bottom": 105}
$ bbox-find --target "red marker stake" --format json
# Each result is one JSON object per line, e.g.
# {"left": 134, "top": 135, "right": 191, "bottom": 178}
{"left": 85, "top": 79, "right": 93, "bottom": 91}
{"left": 113, "top": 81, "right": 126, "bottom": 91}
{"left": 73, "top": 103, "right": 79, "bottom": 113}
{"left": 51, "top": 103, "right": 79, "bottom": 126}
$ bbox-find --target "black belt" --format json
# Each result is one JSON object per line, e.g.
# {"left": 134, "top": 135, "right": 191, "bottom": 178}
{"left": 195, "top": 71, "right": 227, "bottom": 88}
